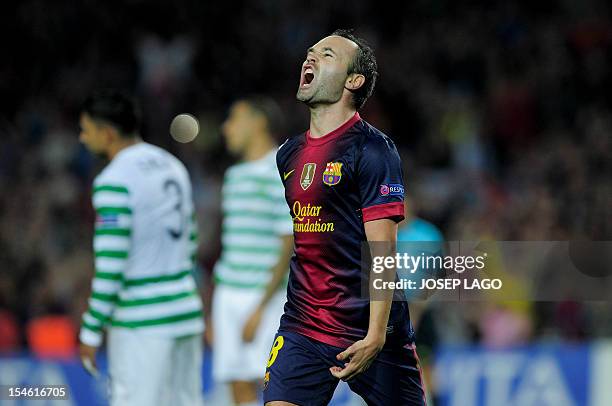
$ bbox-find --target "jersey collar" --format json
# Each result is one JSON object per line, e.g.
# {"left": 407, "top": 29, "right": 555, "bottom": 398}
{"left": 306, "top": 112, "right": 361, "bottom": 146}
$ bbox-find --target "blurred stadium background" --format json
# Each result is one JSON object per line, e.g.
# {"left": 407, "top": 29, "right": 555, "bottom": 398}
{"left": 0, "top": 1, "right": 610, "bottom": 405}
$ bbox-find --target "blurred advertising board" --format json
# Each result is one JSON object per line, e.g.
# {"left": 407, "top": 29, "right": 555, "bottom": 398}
{"left": 435, "top": 342, "right": 612, "bottom": 406}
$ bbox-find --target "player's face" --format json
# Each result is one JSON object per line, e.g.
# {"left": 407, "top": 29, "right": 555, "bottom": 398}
{"left": 79, "top": 113, "right": 111, "bottom": 157}
{"left": 222, "top": 101, "right": 254, "bottom": 156}
{"left": 296, "top": 35, "right": 358, "bottom": 107}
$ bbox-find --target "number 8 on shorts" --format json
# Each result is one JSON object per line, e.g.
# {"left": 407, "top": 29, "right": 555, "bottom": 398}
{"left": 267, "top": 335, "right": 284, "bottom": 368}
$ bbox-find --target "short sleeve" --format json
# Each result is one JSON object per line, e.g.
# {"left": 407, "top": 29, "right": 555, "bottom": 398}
{"left": 357, "top": 135, "right": 405, "bottom": 223}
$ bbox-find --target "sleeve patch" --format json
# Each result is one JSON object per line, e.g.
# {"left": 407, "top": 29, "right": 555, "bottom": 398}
{"left": 379, "top": 183, "right": 404, "bottom": 197}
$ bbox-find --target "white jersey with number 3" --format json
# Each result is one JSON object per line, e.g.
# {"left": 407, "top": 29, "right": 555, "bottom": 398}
{"left": 79, "top": 142, "right": 203, "bottom": 347}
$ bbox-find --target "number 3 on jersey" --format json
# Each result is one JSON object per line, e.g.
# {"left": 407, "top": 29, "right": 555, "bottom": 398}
{"left": 164, "top": 179, "right": 185, "bottom": 239}
{"left": 267, "top": 336, "right": 284, "bottom": 368}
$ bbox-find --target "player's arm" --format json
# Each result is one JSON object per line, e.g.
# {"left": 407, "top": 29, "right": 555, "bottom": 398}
{"left": 364, "top": 218, "right": 397, "bottom": 341}
{"left": 242, "top": 234, "right": 293, "bottom": 342}
{"left": 330, "top": 219, "right": 397, "bottom": 381}
{"left": 243, "top": 159, "right": 295, "bottom": 342}
{"left": 79, "top": 183, "right": 132, "bottom": 371}
{"left": 259, "top": 234, "right": 293, "bottom": 307}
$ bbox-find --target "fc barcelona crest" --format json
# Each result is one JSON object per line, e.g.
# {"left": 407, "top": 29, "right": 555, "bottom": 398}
{"left": 300, "top": 163, "right": 317, "bottom": 190}
{"left": 323, "top": 162, "right": 343, "bottom": 186}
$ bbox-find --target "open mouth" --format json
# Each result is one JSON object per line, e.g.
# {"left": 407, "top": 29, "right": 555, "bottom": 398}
{"left": 301, "top": 66, "right": 315, "bottom": 88}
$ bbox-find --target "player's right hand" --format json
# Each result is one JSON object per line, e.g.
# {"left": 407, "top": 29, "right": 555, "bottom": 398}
{"left": 242, "top": 307, "right": 263, "bottom": 343}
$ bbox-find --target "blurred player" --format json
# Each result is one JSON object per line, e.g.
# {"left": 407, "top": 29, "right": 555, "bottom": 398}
{"left": 397, "top": 196, "right": 444, "bottom": 243}
{"left": 77, "top": 90, "right": 204, "bottom": 406}
{"left": 264, "top": 30, "right": 426, "bottom": 405}
{"left": 398, "top": 195, "right": 445, "bottom": 405}
{"left": 211, "top": 97, "right": 294, "bottom": 406}
{"left": 397, "top": 194, "right": 445, "bottom": 306}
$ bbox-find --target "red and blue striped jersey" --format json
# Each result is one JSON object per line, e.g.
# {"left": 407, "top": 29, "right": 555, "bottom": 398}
{"left": 276, "top": 112, "right": 414, "bottom": 348}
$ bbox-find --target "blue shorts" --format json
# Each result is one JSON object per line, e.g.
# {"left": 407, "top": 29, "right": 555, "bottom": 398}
{"left": 263, "top": 330, "right": 426, "bottom": 406}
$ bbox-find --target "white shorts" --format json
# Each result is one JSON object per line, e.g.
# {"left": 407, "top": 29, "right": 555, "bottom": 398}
{"left": 108, "top": 328, "right": 203, "bottom": 406}
{"left": 212, "top": 285, "right": 285, "bottom": 382}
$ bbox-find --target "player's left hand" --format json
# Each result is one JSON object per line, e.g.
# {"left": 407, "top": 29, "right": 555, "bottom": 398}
{"left": 330, "top": 334, "right": 385, "bottom": 381}
{"left": 79, "top": 343, "right": 99, "bottom": 377}
{"left": 242, "top": 306, "right": 263, "bottom": 343}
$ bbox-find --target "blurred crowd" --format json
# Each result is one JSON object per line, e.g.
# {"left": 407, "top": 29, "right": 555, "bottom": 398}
{"left": 0, "top": 0, "right": 610, "bottom": 361}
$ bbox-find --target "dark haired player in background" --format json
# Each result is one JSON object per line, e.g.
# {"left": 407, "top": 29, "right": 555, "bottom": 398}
{"left": 211, "top": 96, "right": 293, "bottom": 406}
{"left": 78, "top": 90, "right": 204, "bottom": 406}
{"left": 264, "top": 30, "right": 425, "bottom": 405}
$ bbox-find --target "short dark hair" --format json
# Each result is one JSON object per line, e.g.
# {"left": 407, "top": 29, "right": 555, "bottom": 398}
{"left": 81, "top": 90, "right": 141, "bottom": 137}
{"left": 331, "top": 29, "right": 378, "bottom": 110}
{"left": 243, "top": 96, "right": 284, "bottom": 137}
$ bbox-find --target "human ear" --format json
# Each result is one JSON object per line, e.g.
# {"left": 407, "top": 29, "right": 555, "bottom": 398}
{"left": 345, "top": 73, "right": 365, "bottom": 92}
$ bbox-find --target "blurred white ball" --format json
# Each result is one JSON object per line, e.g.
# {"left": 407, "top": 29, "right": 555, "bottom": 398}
{"left": 170, "top": 113, "right": 199, "bottom": 143}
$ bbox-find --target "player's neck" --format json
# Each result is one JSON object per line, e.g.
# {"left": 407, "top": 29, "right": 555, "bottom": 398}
{"left": 243, "top": 134, "right": 275, "bottom": 162}
{"left": 108, "top": 137, "right": 141, "bottom": 160}
{"left": 308, "top": 104, "right": 357, "bottom": 138}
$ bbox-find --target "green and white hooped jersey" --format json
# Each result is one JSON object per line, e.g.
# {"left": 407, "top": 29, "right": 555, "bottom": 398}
{"left": 214, "top": 150, "right": 293, "bottom": 289}
{"left": 80, "top": 143, "right": 203, "bottom": 347}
